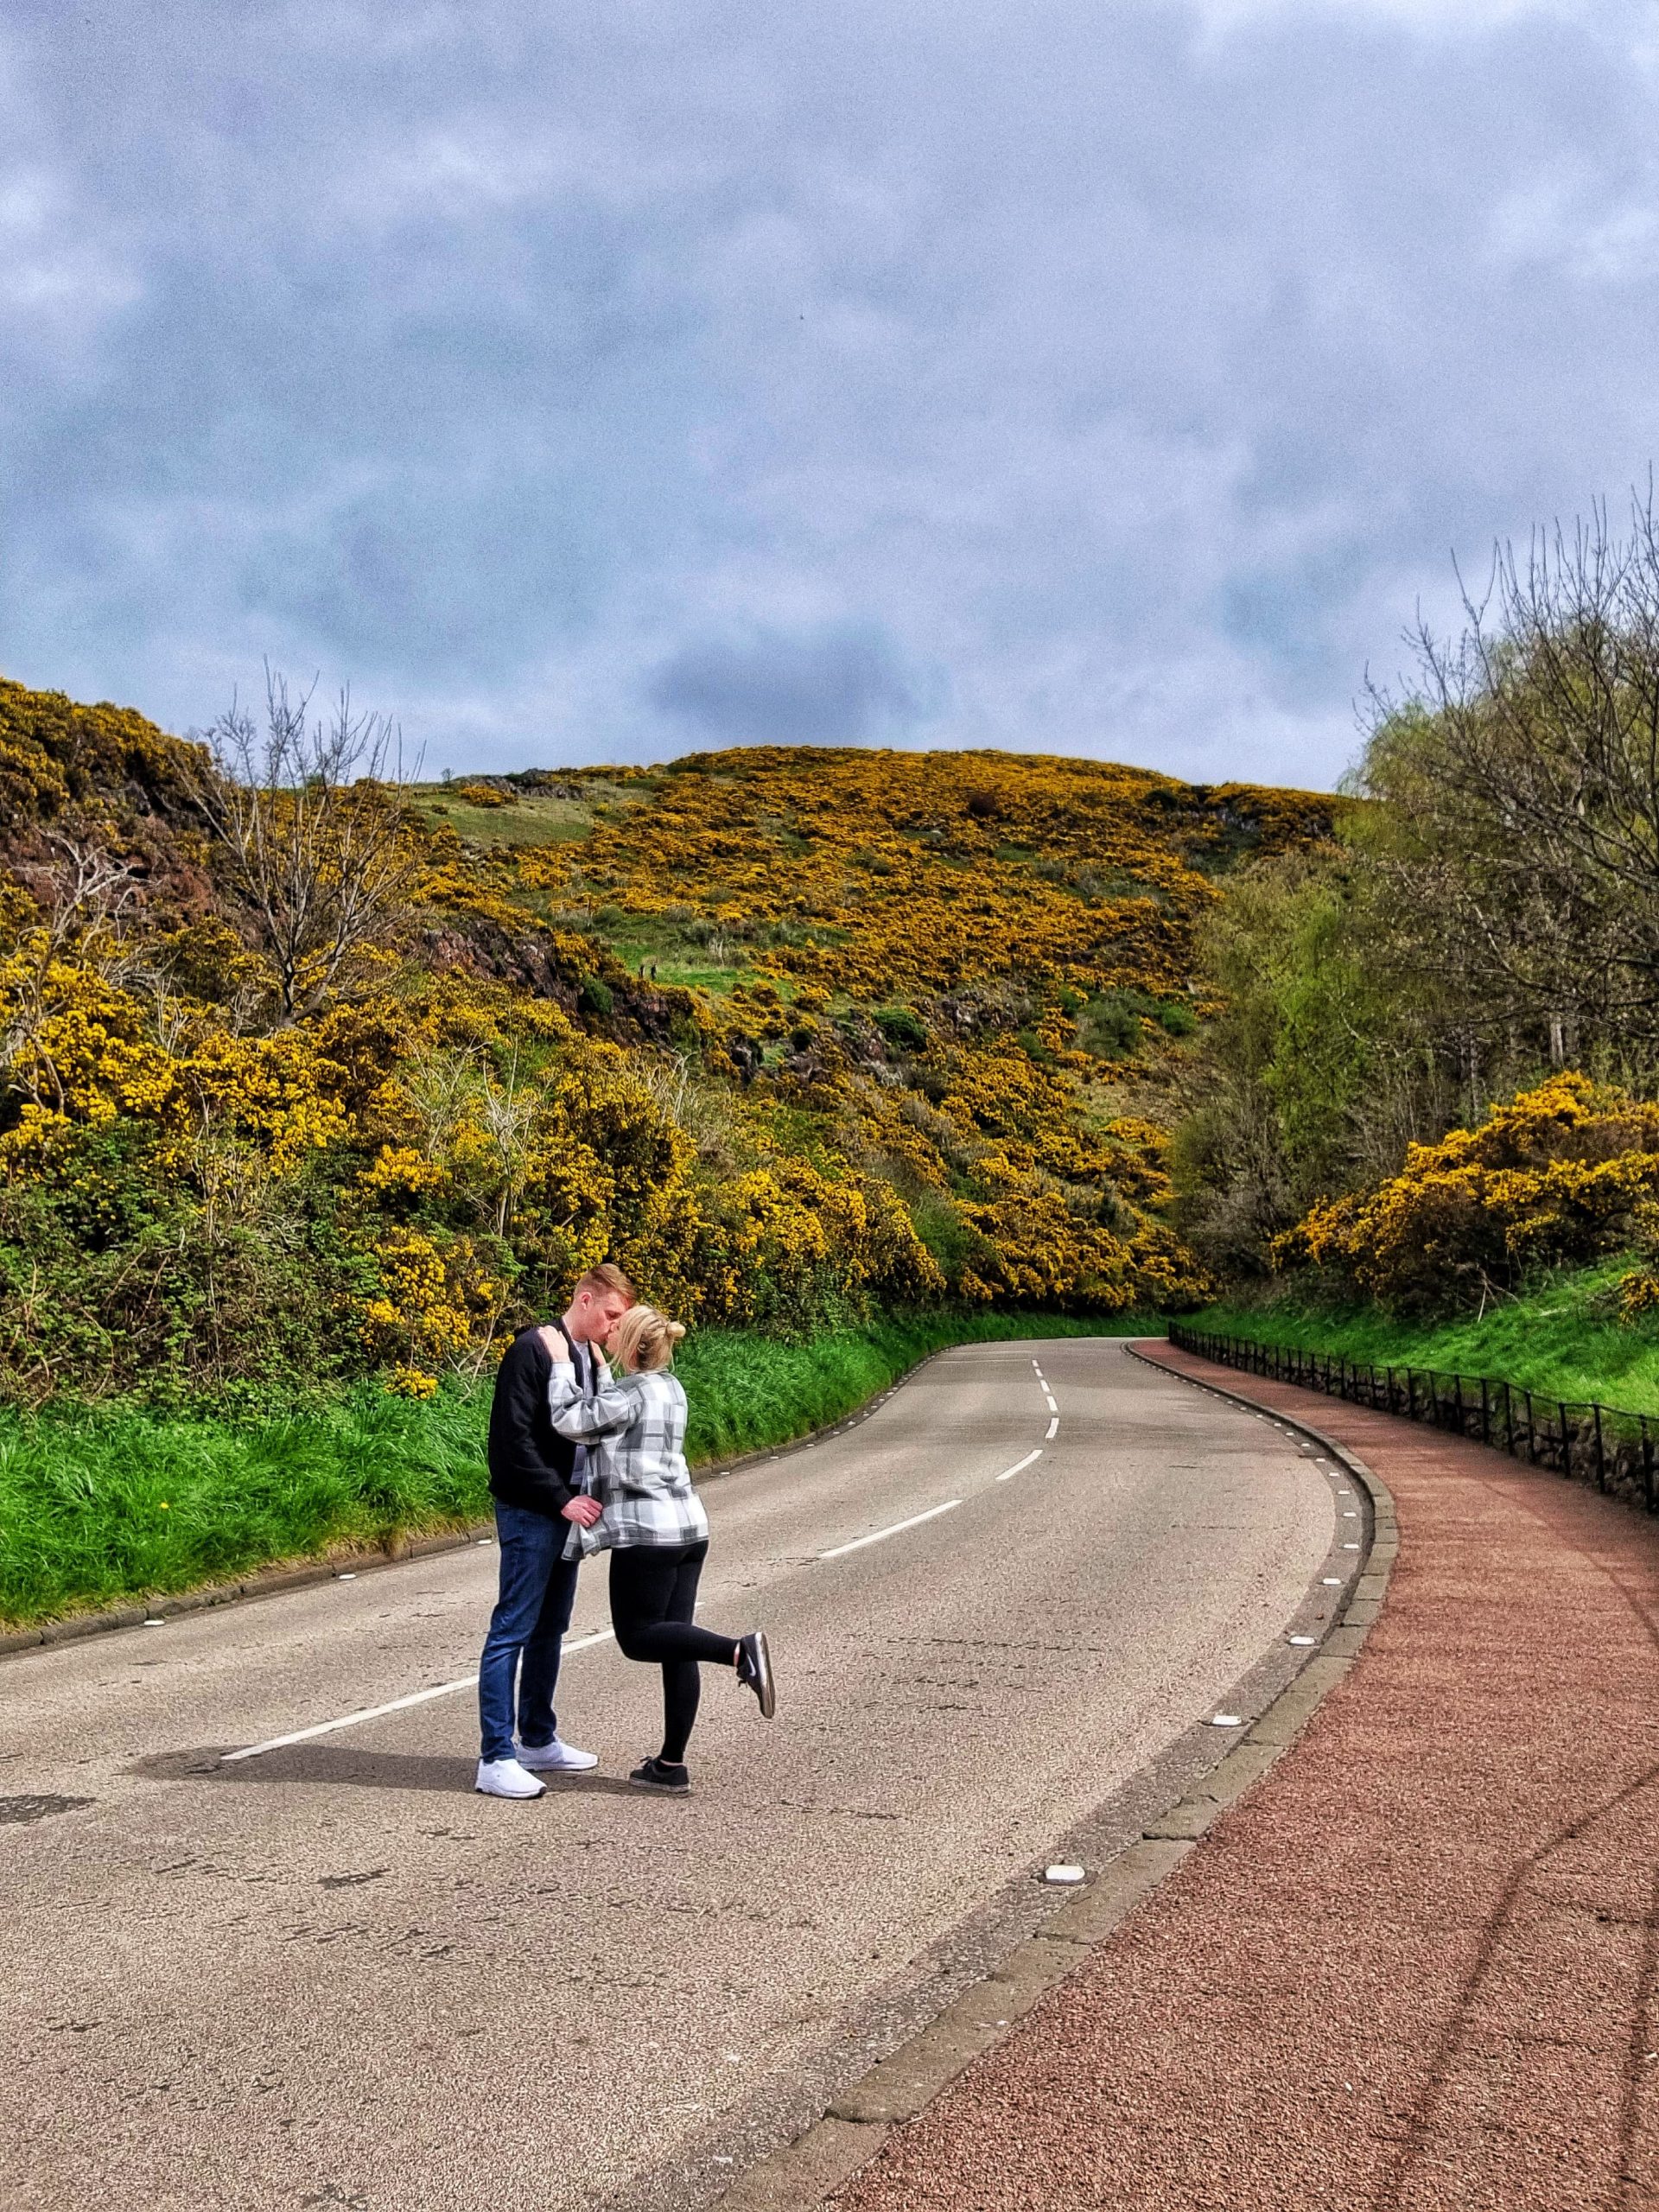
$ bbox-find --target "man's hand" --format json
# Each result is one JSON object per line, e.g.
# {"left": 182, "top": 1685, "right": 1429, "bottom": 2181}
{"left": 560, "top": 1495, "right": 604, "bottom": 1529}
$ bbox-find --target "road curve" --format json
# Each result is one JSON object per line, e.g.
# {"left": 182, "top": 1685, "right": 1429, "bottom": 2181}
{"left": 1, "top": 1338, "right": 1334, "bottom": 2212}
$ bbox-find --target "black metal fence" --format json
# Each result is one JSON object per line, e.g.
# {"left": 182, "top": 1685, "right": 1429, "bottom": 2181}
{"left": 1167, "top": 1323, "right": 1659, "bottom": 1516}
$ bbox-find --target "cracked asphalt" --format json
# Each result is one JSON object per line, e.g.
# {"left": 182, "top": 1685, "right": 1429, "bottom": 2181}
{"left": 1, "top": 1338, "right": 1332, "bottom": 2212}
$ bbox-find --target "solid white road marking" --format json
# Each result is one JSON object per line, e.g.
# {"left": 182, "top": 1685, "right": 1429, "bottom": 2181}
{"left": 996, "top": 1449, "right": 1044, "bottom": 1483}
{"left": 1045, "top": 1415, "right": 1059, "bottom": 1440}
{"left": 220, "top": 1629, "right": 618, "bottom": 1763}
{"left": 817, "top": 1498, "right": 962, "bottom": 1560}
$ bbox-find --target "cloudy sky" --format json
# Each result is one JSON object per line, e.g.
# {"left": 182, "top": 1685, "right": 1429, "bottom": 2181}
{"left": 4, "top": 1, "right": 1659, "bottom": 789}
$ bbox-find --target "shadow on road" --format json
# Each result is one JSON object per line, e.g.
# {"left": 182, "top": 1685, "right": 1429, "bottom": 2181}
{"left": 130, "top": 1744, "right": 642, "bottom": 1796}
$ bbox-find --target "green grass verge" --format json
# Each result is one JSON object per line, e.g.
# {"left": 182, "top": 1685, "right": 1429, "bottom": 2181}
{"left": 1192, "top": 1259, "right": 1659, "bottom": 1415}
{"left": 408, "top": 787, "right": 593, "bottom": 848}
{"left": 0, "top": 1306, "right": 1160, "bottom": 1630}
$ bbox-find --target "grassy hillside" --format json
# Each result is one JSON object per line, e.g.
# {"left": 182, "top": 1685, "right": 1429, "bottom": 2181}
{"left": 0, "top": 675, "right": 1331, "bottom": 1409}
{"left": 1194, "top": 1261, "right": 1659, "bottom": 1415}
{"left": 414, "top": 747, "right": 1325, "bottom": 1003}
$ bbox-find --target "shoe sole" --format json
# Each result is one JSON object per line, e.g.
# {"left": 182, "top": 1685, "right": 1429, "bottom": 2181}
{"left": 475, "top": 1784, "right": 546, "bottom": 1799}
{"left": 627, "top": 1775, "right": 690, "bottom": 1794}
{"left": 749, "top": 1630, "right": 777, "bottom": 1719}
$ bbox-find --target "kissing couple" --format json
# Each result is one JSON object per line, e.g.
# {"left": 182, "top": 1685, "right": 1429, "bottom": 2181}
{"left": 475, "top": 1262, "right": 776, "bottom": 1799}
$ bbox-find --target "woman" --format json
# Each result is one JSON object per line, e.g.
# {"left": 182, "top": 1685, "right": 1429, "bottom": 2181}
{"left": 544, "top": 1305, "right": 775, "bottom": 1792}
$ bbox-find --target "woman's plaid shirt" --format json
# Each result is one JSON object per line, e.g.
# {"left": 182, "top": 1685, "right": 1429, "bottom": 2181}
{"left": 548, "top": 1365, "right": 710, "bottom": 1557}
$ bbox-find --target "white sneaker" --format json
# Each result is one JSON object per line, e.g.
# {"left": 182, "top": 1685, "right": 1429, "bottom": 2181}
{"left": 475, "top": 1757, "right": 546, "bottom": 1799}
{"left": 516, "top": 1736, "right": 599, "bottom": 1773}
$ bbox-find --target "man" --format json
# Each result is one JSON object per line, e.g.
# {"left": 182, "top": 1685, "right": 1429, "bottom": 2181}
{"left": 475, "top": 1262, "right": 636, "bottom": 1800}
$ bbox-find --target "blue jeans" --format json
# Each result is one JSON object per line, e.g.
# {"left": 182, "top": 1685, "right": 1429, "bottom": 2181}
{"left": 478, "top": 1503, "right": 582, "bottom": 1763}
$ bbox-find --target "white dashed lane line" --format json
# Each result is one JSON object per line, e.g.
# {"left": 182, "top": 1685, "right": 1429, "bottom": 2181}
{"left": 817, "top": 1497, "right": 963, "bottom": 1560}
{"left": 220, "top": 1628, "right": 619, "bottom": 1763}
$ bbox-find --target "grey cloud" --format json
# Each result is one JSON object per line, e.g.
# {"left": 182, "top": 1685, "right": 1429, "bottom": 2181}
{"left": 2, "top": 3, "right": 1659, "bottom": 791}
{"left": 648, "top": 625, "right": 938, "bottom": 746}
{"left": 238, "top": 483, "right": 598, "bottom": 677}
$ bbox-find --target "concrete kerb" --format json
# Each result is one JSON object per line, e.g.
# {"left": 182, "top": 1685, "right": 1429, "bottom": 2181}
{"left": 699, "top": 1341, "right": 1399, "bottom": 2212}
{"left": 0, "top": 1334, "right": 1077, "bottom": 1666}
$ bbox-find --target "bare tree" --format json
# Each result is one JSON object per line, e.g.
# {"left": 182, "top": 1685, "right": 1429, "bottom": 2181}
{"left": 188, "top": 670, "right": 422, "bottom": 1027}
{"left": 1363, "top": 486, "right": 1659, "bottom": 1062}
{"left": 16, "top": 833, "right": 142, "bottom": 961}
{"left": 1, "top": 836, "right": 146, "bottom": 1116}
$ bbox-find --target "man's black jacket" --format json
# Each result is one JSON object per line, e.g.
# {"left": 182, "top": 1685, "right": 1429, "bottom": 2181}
{"left": 486, "top": 1325, "right": 592, "bottom": 1519}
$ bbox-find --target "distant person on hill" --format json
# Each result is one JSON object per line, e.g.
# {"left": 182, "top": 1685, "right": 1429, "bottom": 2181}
{"left": 544, "top": 1304, "right": 775, "bottom": 1792}
{"left": 475, "top": 1262, "right": 635, "bottom": 1801}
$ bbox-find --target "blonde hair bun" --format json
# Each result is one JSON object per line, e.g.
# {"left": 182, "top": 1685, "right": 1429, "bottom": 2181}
{"left": 611, "top": 1304, "right": 686, "bottom": 1373}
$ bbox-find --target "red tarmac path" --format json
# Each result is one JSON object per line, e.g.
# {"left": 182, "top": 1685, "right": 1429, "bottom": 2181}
{"left": 828, "top": 1343, "right": 1659, "bottom": 2212}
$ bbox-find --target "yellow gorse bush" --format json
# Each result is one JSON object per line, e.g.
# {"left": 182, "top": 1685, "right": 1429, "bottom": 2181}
{"left": 0, "top": 680, "right": 1333, "bottom": 1401}
{"left": 1274, "top": 1071, "right": 1659, "bottom": 1313}
{"left": 506, "top": 746, "right": 1318, "bottom": 1003}
{"left": 0, "top": 933, "right": 350, "bottom": 1173}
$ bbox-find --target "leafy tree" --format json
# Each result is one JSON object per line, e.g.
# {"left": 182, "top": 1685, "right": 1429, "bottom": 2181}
{"left": 1174, "top": 489, "right": 1659, "bottom": 1281}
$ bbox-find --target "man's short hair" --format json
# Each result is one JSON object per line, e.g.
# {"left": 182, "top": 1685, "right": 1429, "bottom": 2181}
{"left": 575, "top": 1261, "right": 635, "bottom": 1304}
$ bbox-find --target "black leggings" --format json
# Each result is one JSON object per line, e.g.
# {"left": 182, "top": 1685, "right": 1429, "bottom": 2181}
{"left": 607, "top": 1541, "right": 738, "bottom": 1763}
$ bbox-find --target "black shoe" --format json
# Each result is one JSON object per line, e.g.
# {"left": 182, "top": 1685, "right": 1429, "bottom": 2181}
{"left": 736, "top": 1631, "right": 776, "bottom": 1719}
{"left": 628, "top": 1757, "right": 690, "bottom": 1794}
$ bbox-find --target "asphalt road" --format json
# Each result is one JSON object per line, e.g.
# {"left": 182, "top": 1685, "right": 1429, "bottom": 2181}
{"left": 1, "top": 1338, "right": 1335, "bottom": 2212}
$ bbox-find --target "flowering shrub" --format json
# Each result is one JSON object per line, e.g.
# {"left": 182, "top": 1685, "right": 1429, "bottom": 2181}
{"left": 506, "top": 746, "right": 1325, "bottom": 1005}
{"left": 358, "top": 1224, "right": 505, "bottom": 1389}
{"left": 1274, "top": 1072, "right": 1659, "bottom": 1313}
{"left": 0, "top": 674, "right": 199, "bottom": 831}
{"left": 0, "top": 683, "right": 1334, "bottom": 1401}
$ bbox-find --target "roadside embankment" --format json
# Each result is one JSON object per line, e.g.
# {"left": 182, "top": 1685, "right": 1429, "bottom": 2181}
{"left": 1193, "top": 1259, "right": 1659, "bottom": 1414}
{"left": 822, "top": 1340, "right": 1659, "bottom": 2212}
{"left": 0, "top": 1306, "right": 1155, "bottom": 1635}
